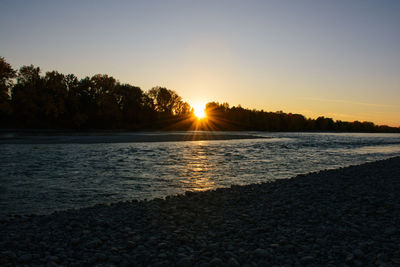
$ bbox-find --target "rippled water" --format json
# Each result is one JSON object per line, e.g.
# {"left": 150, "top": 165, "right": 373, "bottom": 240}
{"left": 1, "top": 132, "right": 400, "bottom": 217}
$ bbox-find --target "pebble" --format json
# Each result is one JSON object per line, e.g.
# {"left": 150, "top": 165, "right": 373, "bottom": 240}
{"left": 300, "top": 255, "right": 314, "bottom": 264}
{"left": 158, "top": 242, "right": 168, "bottom": 249}
{"left": 353, "top": 249, "right": 364, "bottom": 258}
{"left": 127, "top": 241, "right": 137, "bottom": 248}
{"left": 345, "top": 253, "right": 354, "bottom": 262}
{"left": 384, "top": 227, "right": 397, "bottom": 235}
{"left": 95, "top": 253, "right": 108, "bottom": 261}
{"left": 109, "top": 255, "right": 121, "bottom": 264}
{"left": 253, "top": 248, "right": 268, "bottom": 258}
{"left": 2, "top": 250, "right": 16, "bottom": 259}
{"left": 86, "top": 238, "right": 102, "bottom": 248}
{"left": 227, "top": 257, "right": 240, "bottom": 267}
{"left": 71, "top": 238, "right": 80, "bottom": 245}
{"left": 176, "top": 256, "right": 192, "bottom": 267}
{"left": 48, "top": 256, "right": 59, "bottom": 262}
{"left": 19, "top": 254, "right": 32, "bottom": 263}
{"left": 208, "top": 257, "right": 223, "bottom": 266}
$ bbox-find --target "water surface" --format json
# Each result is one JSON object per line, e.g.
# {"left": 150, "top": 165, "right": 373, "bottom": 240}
{"left": 1, "top": 132, "right": 400, "bottom": 217}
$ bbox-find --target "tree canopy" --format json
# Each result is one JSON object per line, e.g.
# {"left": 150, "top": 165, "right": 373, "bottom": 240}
{"left": 0, "top": 57, "right": 398, "bottom": 133}
{"left": 0, "top": 57, "right": 17, "bottom": 123}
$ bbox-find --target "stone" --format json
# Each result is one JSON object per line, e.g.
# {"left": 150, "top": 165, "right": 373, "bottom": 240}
{"left": 253, "top": 248, "right": 268, "bottom": 258}
{"left": 208, "top": 257, "right": 224, "bottom": 266}
{"left": 109, "top": 255, "right": 121, "bottom": 264}
{"left": 300, "top": 256, "right": 314, "bottom": 264}
{"left": 127, "top": 241, "right": 137, "bottom": 248}
{"left": 384, "top": 227, "right": 397, "bottom": 235}
{"left": 345, "top": 253, "right": 354, "bottom": 263}
{"left": 227, "top": 257, "right": 240, "bottom": 267}
{"left": 353, "top": 260, "right": 363, "bottom": 266}
{"left": 158, "top": 253, "right": 168, "bottom": 258}
{"left": 48, "top": 256, "right": 59, "bottom": 262}
{"left": 19, "top": 254, "right": 32, "bottom": 263}
{"left": 158, "top": 242, "right": 168, "bottom": 249}
{"left": 353, "top": 249, "right": 364, "bottom": 258}
{"left": 47, "top": 261, "right": 60, "bottom": 267}
{"left": 176, "top": 257, "right": 192, "bottom": 267}
{"left": 136, "top": 245, "right": 146, "bottom": 251}
{"left": 86, "top": 238, "right": 102, "bottom": 248}
{"left": 2, "top": 251, "right": 16, "bottom": 259}
{"left": 95, "top": 253, "right": 108, "bottom": 261}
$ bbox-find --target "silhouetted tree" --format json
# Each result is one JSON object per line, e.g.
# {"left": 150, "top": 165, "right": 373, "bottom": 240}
{"left": 67, "top": 76, "right": 92, "bottom": 128}
{"left": 11, "top": 65, "right": 44, "bottom": 127}
{"left": 0, "top": 57, "right": 16, "bottom": 126}
{"left": 43, "top": 71, "right": 68, "bottom": 126}
{"left": 89, "top": 74, "right": 121, "bottom": 128}
{"left": 117, "top": 83, "right": 144, "bottom": 126}
{"left": 148, "top": 87, "right": 183, "bottom": 115}
{"left": 315, "top": 116, "right": 335, "bottom": 131}
{"left": 63, "top": 74, "right": 86, "bottom": 128}
{"left": 175, "top": 101, "right": 191, "bottom": 115}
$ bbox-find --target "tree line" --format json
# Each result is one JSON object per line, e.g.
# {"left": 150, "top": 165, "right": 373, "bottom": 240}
{"left": 0, "top": 57, "right": 193, "bottom": 129}
{"left": 203, "top": 102, "right": 398, "bottom": 132}
{"left": 1, "top": 57, "right": 399, "bottom": 132}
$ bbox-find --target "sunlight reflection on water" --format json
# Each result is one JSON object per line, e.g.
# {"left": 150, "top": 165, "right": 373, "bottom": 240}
{"left": 0, "top": 132, "right": 400, "bottom": 216}
{"left": 356, "top": 144, "right": 400, "bottom": 154}
{"left": 183, "top": 141, "right": 215, "bottom": 191}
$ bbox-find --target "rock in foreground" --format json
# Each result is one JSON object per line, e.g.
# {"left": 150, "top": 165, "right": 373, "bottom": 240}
{"left": 1, "top": 157, "right": 400, "bottom": 266}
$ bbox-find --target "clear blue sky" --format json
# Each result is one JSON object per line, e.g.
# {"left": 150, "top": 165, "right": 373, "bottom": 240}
{"left": 1, "top": 0, "right": 399, "bottom": 126}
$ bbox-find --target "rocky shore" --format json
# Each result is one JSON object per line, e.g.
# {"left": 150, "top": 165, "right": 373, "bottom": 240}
{"left": 1, "top": 157, "right": 400, "bottom": 266}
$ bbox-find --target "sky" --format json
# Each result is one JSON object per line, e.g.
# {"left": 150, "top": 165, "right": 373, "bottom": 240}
{"left": 1, "top": 0, "right": 399, "bottom": 126}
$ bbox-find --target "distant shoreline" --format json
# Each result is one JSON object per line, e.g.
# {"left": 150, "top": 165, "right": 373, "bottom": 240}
{"left": 0, "top": 131, "right": 267, "bottom": 144}
{"left": 1, "top": 129, "right": 399, "bottom": 144}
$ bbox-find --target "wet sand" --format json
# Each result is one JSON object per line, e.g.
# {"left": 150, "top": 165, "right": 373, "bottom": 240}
{"left": 1, "top": 157, "right": 400, "bottom": 266}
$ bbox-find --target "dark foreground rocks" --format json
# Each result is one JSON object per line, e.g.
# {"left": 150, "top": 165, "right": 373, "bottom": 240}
{"left": 1, "top": 157, "right": 400, "bottom": 266}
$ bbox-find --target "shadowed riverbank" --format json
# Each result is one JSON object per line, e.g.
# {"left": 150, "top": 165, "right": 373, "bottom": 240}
{"left": 1, "top": 157, "right": 400, "bottom": 266}
{"left": 0, "top": 131, "right": 266, "bottom": 144}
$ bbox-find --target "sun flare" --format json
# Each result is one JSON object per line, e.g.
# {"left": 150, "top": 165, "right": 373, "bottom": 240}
{"left": 192, "top": 103, "right": 207, "bottom": 119}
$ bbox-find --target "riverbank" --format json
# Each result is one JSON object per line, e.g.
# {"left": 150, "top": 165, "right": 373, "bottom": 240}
{"left": 1, "top": 157, "right": 400, "bottom": 266}
{"left": 0, "top": 131, "right": 265, "bottom": 144}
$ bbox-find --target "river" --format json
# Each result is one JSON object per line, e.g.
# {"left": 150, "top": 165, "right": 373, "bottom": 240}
{"left": 1, "top": 131, "right": 400, "bottom": 218}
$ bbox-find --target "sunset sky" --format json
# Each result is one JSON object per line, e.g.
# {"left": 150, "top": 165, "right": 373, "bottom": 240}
{"left": 1, "top": 0, "right": 399, "bottom": 126}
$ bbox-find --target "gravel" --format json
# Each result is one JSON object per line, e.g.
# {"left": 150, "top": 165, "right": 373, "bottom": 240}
{"left": 1, "top": 157, "right": 400, "bottom": 266}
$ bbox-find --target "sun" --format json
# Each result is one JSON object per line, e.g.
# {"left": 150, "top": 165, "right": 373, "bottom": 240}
{"left": 192, "top": 103, "right": 207, "bottom": 119}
